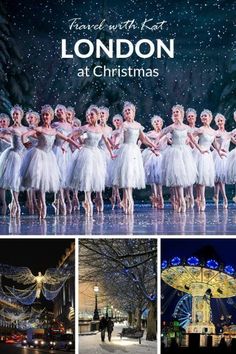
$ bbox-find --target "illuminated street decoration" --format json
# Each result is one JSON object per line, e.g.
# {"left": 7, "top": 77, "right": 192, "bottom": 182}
{"left": 0, "top": 264, "right": 74, "bottom": 305}
{"left": 161, "top": 256, "right": 236, "bottom": 334}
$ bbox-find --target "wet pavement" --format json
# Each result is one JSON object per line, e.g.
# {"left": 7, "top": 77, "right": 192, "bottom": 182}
{"left": 0, "top": 203, "right": 235, "bottom": 235}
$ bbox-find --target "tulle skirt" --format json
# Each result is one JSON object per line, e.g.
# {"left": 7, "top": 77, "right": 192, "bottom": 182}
{"left": 112, "top": 143, "right": 145, "bottom": 189}
{"left": 0, "top": 147, "right": 24, "bottom": 192}
{"left": 226, "top": 149, "right": 236, "bottom": 184}
{"left": 142, "top": 148, "right": 163, "bottom": 185}
{"left": 21, "top": 148, "right": 61, "bottom": 192}
{"left": 100, "top": 147, "right": 111, "bottom": 187}
{"left": 53, "top": 145, "right": 72, "bottom": 188}
{"left": 194, "top": 149, "right": 215, "bottom": 186}
{"left": 213, "top": 150, "right": 227, "bottom": 183}
{"left": 68, "top": 146, "right": 106, "bottom": 192}
{"left": 162, "top": 145, "right": 197, "bottom": 187}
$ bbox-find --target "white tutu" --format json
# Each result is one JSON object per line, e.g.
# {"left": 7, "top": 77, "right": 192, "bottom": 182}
{"left": 53, "top": 144, "right": 72, "bottom": 188}
{"left": 194, "top": 150, "right": 215, "bottom": 186}
{"left": 68, "top": 146, "right": 106, "bottom": 192}
{"left": 0, "top": 147, "right": 24, "bottom": 192}
{"left": 21, "top": 134, "right": 61, "bottom": 193}
{"left": 226, "top": 149, "right": 236, "bottom": 184}
{"left": 0, "top": 134, "right": 25, "bottom": 192}
{"left": 99, "top": 145, "right": 111, "bottom": 187}
{"left": 213, "top": 150, "right": 227, "bottom": 183}
{"left": 162, "top": 145, "right": 196, "bottom": 187}
{"left": 68, "top": 131, "right": 106, "bottom": 192}
{"left": 112, "top": 143, "right": 145, "bottom": 189}
{"left": 142, "top": 148, "right": 162, "bottom": 185}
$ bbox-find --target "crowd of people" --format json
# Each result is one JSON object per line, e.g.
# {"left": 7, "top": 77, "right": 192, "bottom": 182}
{"left": 0, "top": 101, "right": 235, "bottom": 218}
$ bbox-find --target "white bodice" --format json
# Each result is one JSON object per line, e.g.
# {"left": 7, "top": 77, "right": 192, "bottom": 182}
{"left": 37, "top": 134, "right": 55, "bottom": 152}
{"left": 198, "top": 133, "right": 215, "bottom": 150}
{"left": 54, "top": 126, "right": 72, "bottom": 148}
{"left": 123, "top": 127, "right": 140, "bottom": 144}
{"left": 216, "top": 134, "right": 230, "bottom": 152}
{"left": 84, "top": 131, "right": 102, "bottom": 148}
{"left": 11, "top": 133, "right": 25, "bottom": 153}
{"left": 171, "top": 129, "right": 188, "bottom": 146}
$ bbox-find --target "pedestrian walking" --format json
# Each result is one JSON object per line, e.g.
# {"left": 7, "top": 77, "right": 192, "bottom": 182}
{"left": 99, "top": 317, "right": 107, "bottom": 342}
{"left": 107, "top": 317, "right": 114, "bottom": 342}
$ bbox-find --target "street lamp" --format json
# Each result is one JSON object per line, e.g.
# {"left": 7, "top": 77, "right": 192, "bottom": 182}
{"left": 93, "top": 285, "right": 99, "bottom": 320}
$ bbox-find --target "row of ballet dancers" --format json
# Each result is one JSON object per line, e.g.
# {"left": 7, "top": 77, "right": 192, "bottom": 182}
{"left": 0, "top": 102, "right": 235, "bottom": 218}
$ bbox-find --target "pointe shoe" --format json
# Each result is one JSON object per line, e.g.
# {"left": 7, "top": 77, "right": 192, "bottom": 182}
{"left": 200, "top": 200, "right": 206, "bottom": 212}
{"left": 213, "top": 195, "right": 219, "bottom": 207}
{"left": 189, "top": 197, "right": 194, "bottom": 209}
{"left": 60, "top": 201, "right": 67, "bottom": 216}
{"left": 82, "top": 201, "right": 91, "bottom": 215}
{"left": 9, "top": 202, "right": 16, "bottom": 218}
{"left": 223, "top": 199, "right": 228, "bottom": 209}
{"left": 149, "top": 194, "right": 156, "bottom": 208}
{"left": 66, "top": 201, "right": 72, "bottom": 215}
{"left": 52, "top": 201, "right": 59, "bottom": 216}
{"left": 109, "top": 197, "right": 115, "bottom": 210}
{"left": 16, "top": 205, "right": 21, "bottom": 218}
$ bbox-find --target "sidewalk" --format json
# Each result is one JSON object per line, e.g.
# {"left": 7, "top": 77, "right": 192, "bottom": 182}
{"left": 79, "top": 323, "right": 157, "bottom": 354}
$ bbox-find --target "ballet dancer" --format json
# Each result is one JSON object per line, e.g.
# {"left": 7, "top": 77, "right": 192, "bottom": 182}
{"left": 52, "top": 104, "right": 74, "bottom": 215}
{"left": 108, "top": 114, "right": 124, "bottom": 209}
{"left": 21, "top": 105, "right": 80, "bottom": 219}
{"left": 226, "top": 111, "right": 236, "bottom": 202}
{"left": 68, "top": 105, "right": 115, "bottom": 216}
{"left": 112, "top": 101, "right": 156, "bottom": 214}
{"left": 25, "top": 110, "right": 41, "bottom": 214}
{"left": 94, "top": 106, "right": 113, "bottom": 211}
{"left": 160, "top": 105, "right": 197, "bottom": 213}
{"left": 0, "top": 105, "right": 27, "bottom": 217}
{"left": 190, "top": 109, "right": 223, "bottom": 211}
{"left": 142, "top": 115, "right": 169, "bottom": 209}
{"left": 0, "top": 113, "right": 11, "bottom": 215}
{"left": 185, "top": 108, "right": 198, "bottom": 208}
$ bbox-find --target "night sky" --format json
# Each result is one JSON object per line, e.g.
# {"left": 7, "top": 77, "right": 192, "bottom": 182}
{"left": 0, "top": 239, "right": 74, "bottom": 273}
{"left": 162, "top": 239, "right": 236, "bottom": 265}
{"left": 2, "top": 0, "right": 235, "bottom": 124}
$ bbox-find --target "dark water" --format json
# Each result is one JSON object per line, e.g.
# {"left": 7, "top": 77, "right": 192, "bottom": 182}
{"left": 0, "top": 203, "right": 235, "bottom": 235}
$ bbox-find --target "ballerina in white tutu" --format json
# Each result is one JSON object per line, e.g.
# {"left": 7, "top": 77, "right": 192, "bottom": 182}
{"left": 184, "top": 108, "right": 198, "bottom": 208}
{"left": 21, "top": 105, "right": 80, "bottom": 219}
{"left": 108, "top": 114, "right": 124, "bottom": 209}
{"left": 0, "top": 105, "right": 27, "bottom": 217}
{"left": 212, "top": 114, "right": 233, "bottom": 209}
{"left": 52, "top": 104, "right": 74, "bottom": 215}
{"left": 25, "top": 110, "right": 40, "bottom": 214}
{"left": 191, "top": 109, "right": 224, "bottom": 211}
{"left": 226, "top": 111, "right": 236, "bottom": 202}
{"left": 159, "top": 105, "right": 198, "bottom": 213}
{"left": 92, "top": 106, "right": 113, "bottom": 211}
{"left": 66, "top": 106, "right": 82, "bottom": 212}
{"left": 142, "top": 115, "right": 169, "bottom": 209}
{"left": 0, "top": 113, "right": 11, "bottom": 215}
{"left": 112, "top": 101, "right": 156, "bottom": 214}
{"left": 68, "top": 105, "right": 115, "bottom": 216}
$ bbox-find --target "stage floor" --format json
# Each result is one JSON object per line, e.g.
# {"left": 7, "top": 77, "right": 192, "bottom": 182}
{"left": 0, "top": 203, "right": 235, "bottom": 235}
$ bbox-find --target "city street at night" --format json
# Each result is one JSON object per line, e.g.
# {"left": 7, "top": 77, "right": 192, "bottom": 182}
{"left": 0, "top": 342, "right": 74, "bottom": 353}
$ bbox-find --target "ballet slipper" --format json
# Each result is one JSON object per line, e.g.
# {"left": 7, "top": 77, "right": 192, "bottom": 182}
{"left": 9, "top": 202, "right": 16, "bottom": 218}
{"left": 82, "top": 201, "right": 90, "bottom": 215}
{"left": 213, "top": 195, "right": 219, "bottom": 207}
{"left": 200, "top": 200, "right": 206, "bottom": 212}
{"left": 66, "top": 200, "right": 72, "bottom": 215}
{"left": 52, "top": 201, "right": 59, "bottom": 216}
{"left": 16, "top": 205, "right": 21, "bottom": 219}
{"left": 223, "top": 199, "right": 228, "bottom": 209}
{"left": 149, "top": 194, "right": 156, "bottom": 208}
{"left": 109, "top": 196, "right": 115, "bottom": 210}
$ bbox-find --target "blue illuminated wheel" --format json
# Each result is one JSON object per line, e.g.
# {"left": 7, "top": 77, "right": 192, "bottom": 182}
{"left": 173, "top": 294, "right": 192, "bottom": 329}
